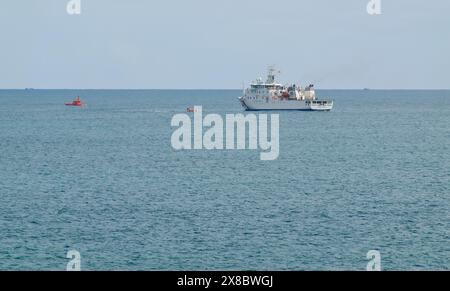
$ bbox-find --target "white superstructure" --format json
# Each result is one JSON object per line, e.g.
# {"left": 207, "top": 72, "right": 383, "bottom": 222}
{"left": 239, "top": 67, "right": 333, "bottom": 111}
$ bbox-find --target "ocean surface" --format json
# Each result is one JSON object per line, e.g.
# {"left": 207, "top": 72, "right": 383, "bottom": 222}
{"left": 0, "top": 89, "right": 449, "bottom": 270}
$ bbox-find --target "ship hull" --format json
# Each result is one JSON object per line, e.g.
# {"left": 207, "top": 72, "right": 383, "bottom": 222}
{"left": 239, "top": 98, "right": 333, "bottom": 111}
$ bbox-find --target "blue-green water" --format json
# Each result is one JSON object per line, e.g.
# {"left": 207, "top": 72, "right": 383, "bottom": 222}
{"left": 0, "top": 89, "right": 449, "bottom": 270}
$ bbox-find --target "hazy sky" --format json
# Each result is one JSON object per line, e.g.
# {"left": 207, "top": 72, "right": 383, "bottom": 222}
{"left": 1, "top": 0, "right": 449, "bottom": 89}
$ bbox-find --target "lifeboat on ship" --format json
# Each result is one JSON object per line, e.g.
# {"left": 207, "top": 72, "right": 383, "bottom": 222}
{"left": 281, "top": 91, "right": 290, "bottom": 100}
{"left": 65, "top": 96, "right": 84, "bottom": 107}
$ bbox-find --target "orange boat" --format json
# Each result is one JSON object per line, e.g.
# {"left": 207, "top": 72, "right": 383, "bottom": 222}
{"left": 65, "top": 96, "right": 84, "bottom": 107}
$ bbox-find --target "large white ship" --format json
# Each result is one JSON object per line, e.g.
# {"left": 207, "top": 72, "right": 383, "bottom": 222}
{"left": 239, "top": 67, "right": 333, "bottom": 111}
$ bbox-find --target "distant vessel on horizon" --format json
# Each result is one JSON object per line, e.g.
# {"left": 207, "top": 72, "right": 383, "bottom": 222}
{"left": 238, "top": 67, "right": 333, "bottom": 111}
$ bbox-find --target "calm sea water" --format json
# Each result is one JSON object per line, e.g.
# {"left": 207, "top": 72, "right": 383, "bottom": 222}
{"left": 0, "top": 89, "right": 449, "bottom": 270}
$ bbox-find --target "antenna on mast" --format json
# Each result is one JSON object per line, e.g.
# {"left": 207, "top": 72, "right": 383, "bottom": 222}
{"left": 267, "top": 65, "right": 281, "bottom": 84}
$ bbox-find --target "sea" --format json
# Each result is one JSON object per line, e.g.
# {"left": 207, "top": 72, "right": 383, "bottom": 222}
{"left": 0, "top": 89, "right": 449, "bottom": 270}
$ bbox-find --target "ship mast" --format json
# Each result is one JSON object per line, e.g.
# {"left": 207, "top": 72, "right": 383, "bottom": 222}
{"left": 266, "top": 66, "right": 280, "bottom": 84}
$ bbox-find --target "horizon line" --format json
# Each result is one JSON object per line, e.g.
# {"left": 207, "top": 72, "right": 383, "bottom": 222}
{"left": 2, "top": 88, "right": 450, "bottom": 91}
